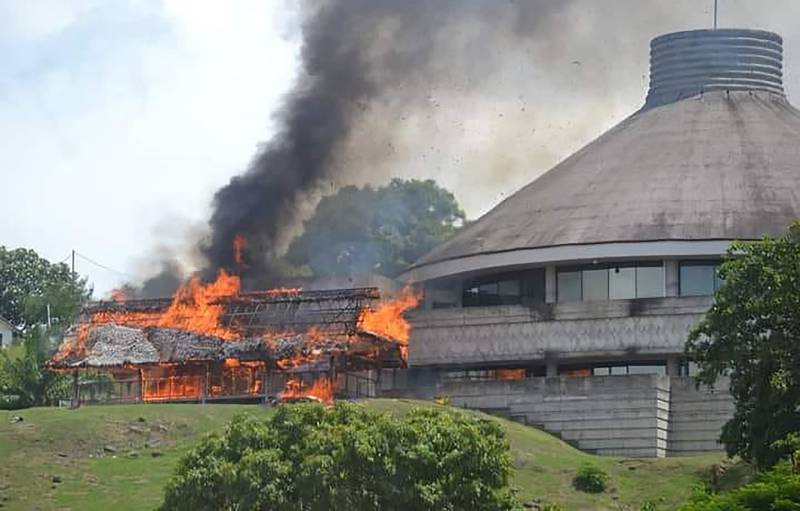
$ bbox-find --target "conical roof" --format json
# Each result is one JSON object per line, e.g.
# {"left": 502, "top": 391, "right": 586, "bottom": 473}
{"left": 407, "top": 29, "right": 800, "bottom": 280}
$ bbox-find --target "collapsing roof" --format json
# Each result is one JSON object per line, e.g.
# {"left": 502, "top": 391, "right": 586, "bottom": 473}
{"left": 50, "top": 324, "right": 394, "bottom": 369}
{"left": 50, "top": 287, "right": 405, "bottom": 370}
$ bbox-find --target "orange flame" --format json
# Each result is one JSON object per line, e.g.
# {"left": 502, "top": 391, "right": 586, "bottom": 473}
{"left": 358, "top": 285, "right": 421, "bottom": 361}
{"left": 233, "top": 234, "right": 247, "bottom": 268}
{"left": 110, "top": 289, "right": 127, "bottom": 302}
{"left": 280, "top": 376, "right": 335, "bottom": 404}
{"left": 51, "top": 324, "right": 90, "bottom": 364}
{"left": 89, "top": 270, "right": 242, "bottom": 340}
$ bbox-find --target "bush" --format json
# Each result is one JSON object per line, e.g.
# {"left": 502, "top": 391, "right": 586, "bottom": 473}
{"left": 161, "top": 403, "right": 518, "bottom": 511}
{"left": 679, "top": 462, "right": 800, "bottom": 510}
{"left": 572, "top": 463, "right": 609, "bottom": 493}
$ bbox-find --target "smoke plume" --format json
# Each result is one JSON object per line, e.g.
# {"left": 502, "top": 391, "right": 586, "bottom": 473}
{"left": 201, "top": 0, "right": 588, "bottom": 283}
{"left": 184, "top": 0, "right": 800, "bottom": 288}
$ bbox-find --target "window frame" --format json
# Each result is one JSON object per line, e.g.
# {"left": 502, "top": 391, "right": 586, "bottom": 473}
{"left": 679, "top": 260, "right": 725, "bottom": 297}
{"left": 557, "top": 261, "right": 665, "bottom": 303}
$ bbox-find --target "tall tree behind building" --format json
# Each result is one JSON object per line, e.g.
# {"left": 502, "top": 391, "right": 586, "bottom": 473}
{"left": 286, "top": 179, "right": 465, "bottom": 277}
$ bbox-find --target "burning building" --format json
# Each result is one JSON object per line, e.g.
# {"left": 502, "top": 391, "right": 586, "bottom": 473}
{"left": 51, "top": 271, "right": 418, "bottom": 404}
{"left": 395, "top": 29, "right": 800, "bottom": 457}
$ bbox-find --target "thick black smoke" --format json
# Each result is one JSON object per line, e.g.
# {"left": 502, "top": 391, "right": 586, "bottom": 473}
{"left": 201, "top": 0, "right": 579, "bottom": 283}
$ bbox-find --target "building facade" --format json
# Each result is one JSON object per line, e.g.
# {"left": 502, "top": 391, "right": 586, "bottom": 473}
{"left": 395, "top": 29, "right": 800, "bottom": 457}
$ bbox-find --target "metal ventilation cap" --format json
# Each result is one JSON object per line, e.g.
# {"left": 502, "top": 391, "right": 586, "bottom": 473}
{"left": 645, "top": 28, "right": 785, "bottom": 109}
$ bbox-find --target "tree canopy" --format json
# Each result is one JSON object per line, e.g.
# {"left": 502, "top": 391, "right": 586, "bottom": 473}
{"left": 286, "top": 179, "right": 466, "bottom": 277}
{"left": 0, "top": 247, "right": 90, "bottom": 331}
{"left": 686, "top": 223, "right": 800, "bottom": 468}
{"left": 161, "top": 403, "right": 516, "bottom": 511}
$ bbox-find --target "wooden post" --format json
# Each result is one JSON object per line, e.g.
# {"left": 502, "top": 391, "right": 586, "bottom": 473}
{"left": 202, "top": 362, "right": 209, "bottom": 405}
{"left": 71, "top": 370, "right": 79, "bottom": 409}
{"left": 138, "top": 368, "right": 144, "bottom": 402}
{"left": 261, "top": 365, "right": 268, "bottom": 404}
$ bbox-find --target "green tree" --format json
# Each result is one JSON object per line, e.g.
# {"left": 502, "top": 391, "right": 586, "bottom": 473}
{"left": 286, "top": 179, "right": 466, "bottom": 277}
{"left": 0, "top": 247, "right": 91, "bottom": 331}
{"left": 161, "top": 403, "right": 517, "bottom": 511}
{"left": 686, "top": 223, "right": 800, "bottom": 468}
{"left": 0, "top": 328, "right": 71, "bottom": 409}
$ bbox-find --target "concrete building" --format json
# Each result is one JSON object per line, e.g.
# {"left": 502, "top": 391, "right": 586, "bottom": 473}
{"left": 394, "top": 29, "right": 800, "bottom": 457}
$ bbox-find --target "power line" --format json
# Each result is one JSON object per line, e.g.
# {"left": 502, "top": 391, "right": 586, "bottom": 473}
{"left": 73, "top": 251, "right": 133, "bottom": 279}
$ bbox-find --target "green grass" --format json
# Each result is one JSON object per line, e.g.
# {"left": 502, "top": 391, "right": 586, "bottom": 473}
{"left": 0, "top": 400, "right": 749, "bottom": 510}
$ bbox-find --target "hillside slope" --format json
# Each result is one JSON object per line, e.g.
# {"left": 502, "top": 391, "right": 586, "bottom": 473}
{"left": 0, "top": 400, "right": 740, "bottom": 510}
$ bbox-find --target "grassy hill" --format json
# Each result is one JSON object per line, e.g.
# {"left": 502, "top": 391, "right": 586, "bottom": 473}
{"left": 0, "top": 400, "right": 746, "bottom": 510}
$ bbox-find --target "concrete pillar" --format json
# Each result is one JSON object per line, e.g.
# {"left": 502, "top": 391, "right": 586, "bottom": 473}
{"left": 665, "top": 260, "right": 680, "bottom": 297}
{"left": 545, "top": 265, "right": 557, "bottom": 303}
{"left": 546, "top": 358, "right": 559, "bottom": 377}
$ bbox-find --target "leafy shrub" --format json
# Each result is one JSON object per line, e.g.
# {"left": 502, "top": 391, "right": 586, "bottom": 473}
{"left": 679, "top": 462, "right": 800, "bottom": 510}
{"left": 572, "top": 463, "right": 609, "bottom": 493}
{"left": 161, "top": 403, "right": 518, "bottom": 511}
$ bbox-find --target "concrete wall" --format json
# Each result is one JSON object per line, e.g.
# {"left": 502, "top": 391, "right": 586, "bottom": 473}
{"left": 444, "top": 375, "right": 671, "bottom": 457}
{"left": 378, "top": 371, "right": 732, "bottom": 458}
{"left": 669, "top": 377, "right": 733, "bottom": 455}
{"left": 408, "top": 296, "right": 711, "bottom": 366}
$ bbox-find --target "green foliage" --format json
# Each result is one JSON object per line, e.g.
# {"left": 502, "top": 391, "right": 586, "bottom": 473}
{"left": 773, "top": 433, "right": 800, "bottom": 475}
{"left": 286, "top": 179, "right": 466, "bottom": 277}
{"left": 679, "top": 462, "right": 800, "bottom": 511}
{"left": 640, "top": 501, "right": 658, "bottom": 511}
{"left": 686, "top": 223, "right": 800, "bottom": 468}
{"left": 572, "top": 463, "right": 609, "bottom": 493}
{"left": 0, "top": 246, "right": 91, "bottom": 330}
{"left": 0, "top": 328, "right": 71, "bottom": 409}
{"left": 161, "top": 402, "right": 517, "bottom": 511}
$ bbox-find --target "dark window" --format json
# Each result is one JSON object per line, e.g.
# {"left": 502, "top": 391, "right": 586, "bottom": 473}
{"left": 462, "top": 269, "right": 544, "bottom": 307}
{"left": 680, "top": 261, "right": 724, "bottom": 296}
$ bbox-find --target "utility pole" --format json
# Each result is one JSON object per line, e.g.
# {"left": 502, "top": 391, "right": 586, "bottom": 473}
{"left": 71, "top": 249, "right": 75, "bottom": 279}
{"left": 713, "top": 0, "right": 718, "bottom": 30}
